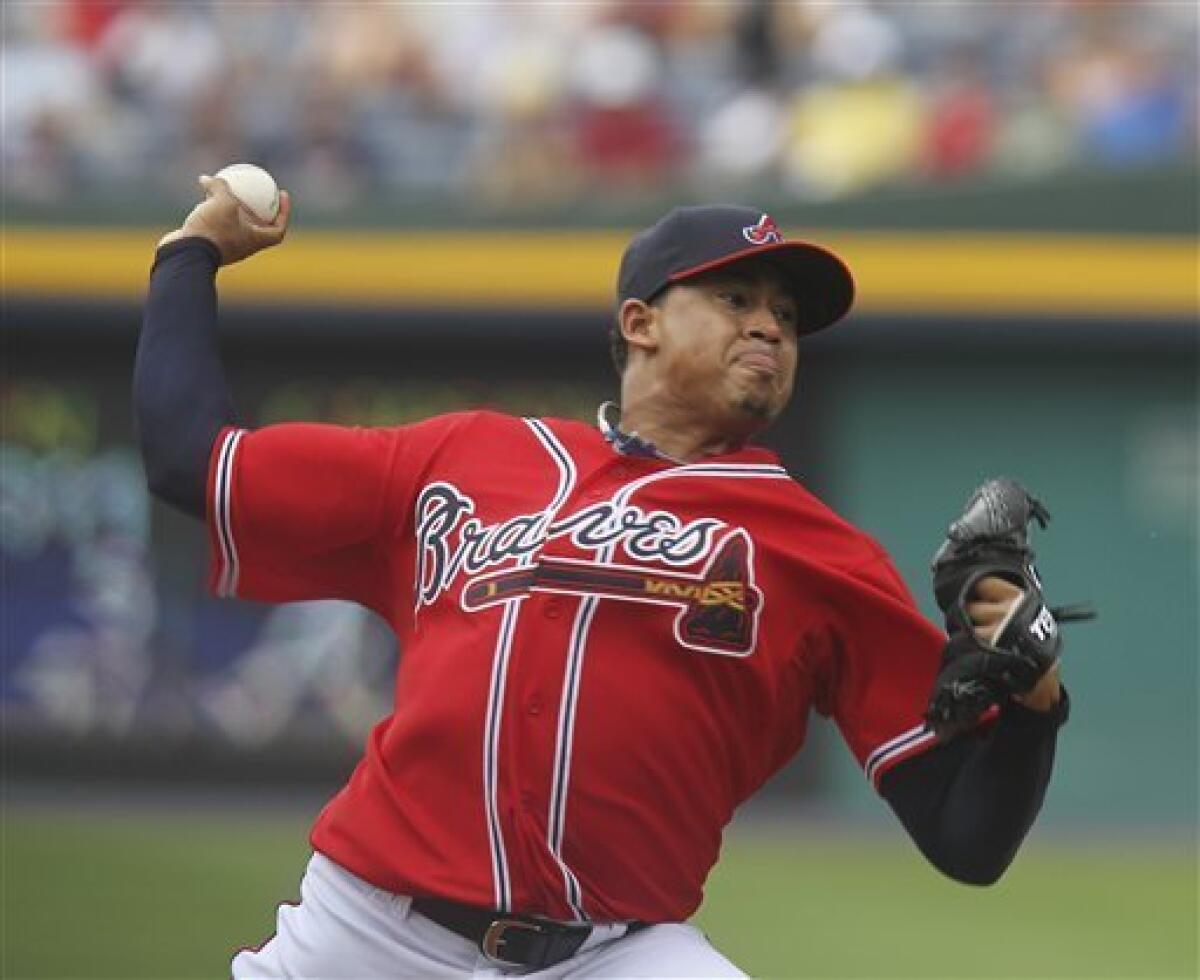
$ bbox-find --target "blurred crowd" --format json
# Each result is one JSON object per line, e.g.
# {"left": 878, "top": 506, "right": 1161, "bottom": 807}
{"left": 4, "top": 0, "right": 1196, "bottom": 210}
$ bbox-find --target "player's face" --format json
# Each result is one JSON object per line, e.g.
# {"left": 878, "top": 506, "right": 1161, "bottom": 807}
{"left": 650, "top": 262, "right": 800, "bottom": 432}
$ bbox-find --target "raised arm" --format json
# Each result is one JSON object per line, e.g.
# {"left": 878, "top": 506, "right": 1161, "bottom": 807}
{"left": 134, "top": 176, "right": 290, "bottom": 517}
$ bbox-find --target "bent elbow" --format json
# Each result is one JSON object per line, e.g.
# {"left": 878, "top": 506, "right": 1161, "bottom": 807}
{"left": 931, "top": 847, "right": 1017, "bottom": 887}
{"left": 142, "top": 455, "right": 170, "bottom": 500}
{"left": 141, "top": 453, "right": 205, "bottom": 519}
{"left": 943, "top": 860, "right": 1008, "bottom": 887}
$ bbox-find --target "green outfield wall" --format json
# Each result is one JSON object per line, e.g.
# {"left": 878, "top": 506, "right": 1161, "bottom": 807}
{"left": 812, "top": 339, "right": 1197, "bottom": 829}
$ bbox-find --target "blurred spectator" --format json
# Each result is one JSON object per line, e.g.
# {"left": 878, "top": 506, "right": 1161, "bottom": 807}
{"left": 57, "top": 0, "right": 128, "bottom": 49}
{"left": 697, "top": 87, "right": 787, "bottom": 185}
{"left": 568, "top": 21, "right": 681, "bottom": 190}
{"left": 693, "top": 2, "right": 788, "bottom": 187}
{"left": 1052, "top": 29, "right": 1192, "bottom": 168}
{"left": 923, "top": 48, "right": 996, "bottom": 179}
{"left": 1, "top": 0, "right": 1194, "bottom": 210}
{"left": 93, "top": 3, "right": 224, "bottom": 113}
{"left": 781, "top": 4, "right": 925, "bottom": 199}
{"left": 990, "top": 66, "right": 1077, "bottom": 180}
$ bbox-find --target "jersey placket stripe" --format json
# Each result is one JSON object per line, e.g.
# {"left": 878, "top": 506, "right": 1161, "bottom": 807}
{"left": 544, "top": 460, "right": 791, "bottom": 920}
{"left": 478, "top": 419, "right": 577, "bottom": 912}
{"left": 548, "top": 595, "right": 600, "bottom": 921}
{"left": 482, "top": 601, "right": 520, "bottom": 911}
{"left": 214, "top": 429, "right": 246, "bottom": 598}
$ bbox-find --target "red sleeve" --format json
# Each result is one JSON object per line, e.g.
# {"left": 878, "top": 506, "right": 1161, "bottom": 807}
{"left": 826, "top": 546, "right": 987, "bottom": 792}
{"left": 206, "top": 422, "right": 409, "bottom": 616}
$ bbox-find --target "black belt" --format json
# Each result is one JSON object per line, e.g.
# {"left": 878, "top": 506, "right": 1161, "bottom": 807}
{"left": 411, "top": 896, "right": 648, "bottom": 970}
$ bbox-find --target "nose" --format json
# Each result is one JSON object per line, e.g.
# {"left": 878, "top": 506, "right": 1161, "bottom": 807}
{"left": 746, "top": 315, "right": 783, "bottom": 344}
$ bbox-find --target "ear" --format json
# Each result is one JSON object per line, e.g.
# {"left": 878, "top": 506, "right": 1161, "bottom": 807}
{"left": 618, "top": 298, "right": 660, "bottom": 356}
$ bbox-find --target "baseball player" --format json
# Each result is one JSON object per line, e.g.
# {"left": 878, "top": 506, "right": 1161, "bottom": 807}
{"left": 136, "top": 179, "right": 1077, "bottom": 977}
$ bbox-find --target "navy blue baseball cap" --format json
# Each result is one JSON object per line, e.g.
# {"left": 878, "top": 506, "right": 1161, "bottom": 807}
{"left": 617, "top": 205, "right": 855, "bottom": 334}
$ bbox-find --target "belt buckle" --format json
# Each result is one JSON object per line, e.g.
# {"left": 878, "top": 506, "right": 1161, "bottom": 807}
{"left": 482, "top": 917, "right": 544, "bottom": 967}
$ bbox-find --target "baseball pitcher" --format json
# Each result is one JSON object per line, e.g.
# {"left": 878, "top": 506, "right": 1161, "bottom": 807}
{"left": 135, "top": 180, "right": 1083, "bottom": 977}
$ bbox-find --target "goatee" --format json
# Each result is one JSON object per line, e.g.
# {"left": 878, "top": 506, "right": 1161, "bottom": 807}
{"left": 736, "top": 394, "right": 772, "bottom": 420}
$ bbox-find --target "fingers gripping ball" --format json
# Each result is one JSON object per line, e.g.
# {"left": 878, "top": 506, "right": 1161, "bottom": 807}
{"left": 925, "top": 479, "right": 1090, "bottom": 740}
{"left": 214, "top": 163, "right": 280, "bottom": 223}
{"left": 158, "top": 169, "right": 289, "bottom": 266}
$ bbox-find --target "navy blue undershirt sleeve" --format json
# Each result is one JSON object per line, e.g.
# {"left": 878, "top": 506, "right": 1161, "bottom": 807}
{"left": 134, "top": 237, "right": 234, "bottom": 519}
{"left": 880, "top": 691, "right": 1068, "bottom": 885}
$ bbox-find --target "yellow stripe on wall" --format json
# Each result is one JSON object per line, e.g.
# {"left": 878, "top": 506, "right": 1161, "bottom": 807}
{"left": 3, "top": 227, "right": 1196, "bottom": 316}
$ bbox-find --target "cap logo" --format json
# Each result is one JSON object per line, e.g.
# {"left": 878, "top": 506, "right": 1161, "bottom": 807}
{"left": 742, "top": 214, "right": 784, "bottom": 246}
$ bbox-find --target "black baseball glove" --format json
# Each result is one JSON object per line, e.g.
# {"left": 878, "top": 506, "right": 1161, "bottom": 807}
{"left": 925, "top": 478, "right": 1093, "bottom": 740}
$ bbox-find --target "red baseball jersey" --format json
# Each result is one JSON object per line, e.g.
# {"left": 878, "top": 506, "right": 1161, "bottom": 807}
{"left": 207, "top": 411, "right": 946, "bottom": 923}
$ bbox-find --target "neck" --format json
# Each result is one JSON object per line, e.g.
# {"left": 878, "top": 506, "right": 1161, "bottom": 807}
{"left": 616, "top": 387, "right": 754, "bottom": 462}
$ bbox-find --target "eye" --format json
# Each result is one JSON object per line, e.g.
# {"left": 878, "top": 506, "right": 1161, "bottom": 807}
{"left": 773, "top": 303, "right": 799, "bottom": 331}
{"left": 718, "top": 290, "right": 749, "bottom": 310}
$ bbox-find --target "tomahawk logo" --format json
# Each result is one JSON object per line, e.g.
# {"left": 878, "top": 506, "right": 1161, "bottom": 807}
{"left": 415, "top": 482, "right": 764, "bottom": 657}
{"left": 463, "top": 530, "right": 762, "bottom": 657}
{"left": 743, "top": 213, "right": 784, "bottom": 245}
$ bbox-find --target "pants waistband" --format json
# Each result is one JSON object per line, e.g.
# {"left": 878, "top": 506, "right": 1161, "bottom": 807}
{"left": 411, "top": 895, "right": 648, "bottom": 970}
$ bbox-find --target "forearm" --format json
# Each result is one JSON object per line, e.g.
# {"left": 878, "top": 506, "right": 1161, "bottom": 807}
{"left": 134, "top": 237, "right": 234, "bottom": 518}
{"left": 880, "top": 692, "right": 1068, "bottom": 885}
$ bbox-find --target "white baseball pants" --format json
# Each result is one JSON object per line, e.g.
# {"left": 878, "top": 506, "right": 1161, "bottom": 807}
{"left": 232, "top": 853, "right": 746, "bottom": 979}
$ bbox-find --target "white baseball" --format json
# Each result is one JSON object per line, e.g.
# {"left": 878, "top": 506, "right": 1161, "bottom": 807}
{"left": 214, "top": 163, "right": 280, "bottom": 223}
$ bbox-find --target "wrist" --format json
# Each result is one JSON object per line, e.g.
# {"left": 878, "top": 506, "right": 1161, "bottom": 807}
{"left": 153, "top": 235, "right": 223, "bottom": 272}
{"left": 157, "top": 229, "right": 221, "bottom": 256}
{"left": 1012, "top": 664, "right": 1061, "bottom": 712}
{"left": 1004, "top": 682, "right": 1070, "bottom": 732}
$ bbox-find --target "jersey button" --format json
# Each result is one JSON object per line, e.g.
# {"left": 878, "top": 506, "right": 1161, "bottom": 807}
{"left": 527, "top": 695, "right": 543, "bottom": 716}
{"left": 544, "top": 599, "right": 563, "bottom": 620}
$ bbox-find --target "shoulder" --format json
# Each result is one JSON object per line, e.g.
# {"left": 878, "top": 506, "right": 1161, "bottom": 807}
{"left": 777, "top": 477, "right": 910, "bottom": 587}
{"left": 525, "top": 414, "right": 600, "bottom": 442}
{"left": 459, "top": 412, "right": 604, "bottom": 448}
{"left": 437, "top": 410, "right": 587, "bottom": 433}
{"left": 781, "top": 477, "right": 883, "bottom": 553}
{"left": 391, "top": 409, "right": 526, "bottom": 442}
{"left": 388, "top": 411, "right": 602, "bottom": 466}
